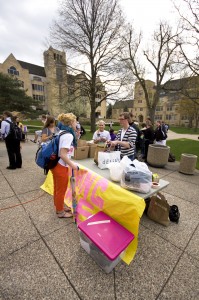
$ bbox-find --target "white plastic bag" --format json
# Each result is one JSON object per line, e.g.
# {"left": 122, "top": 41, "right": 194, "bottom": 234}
{"left": 121, "top": 159, "right": 152, "bottom": 193}
{"left": 107, "top": 162, "right": 123, "bottom": 182}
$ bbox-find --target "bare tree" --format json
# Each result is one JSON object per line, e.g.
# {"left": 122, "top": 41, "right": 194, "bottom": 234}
{"left": 122, "top": 22, "right": 181, "bottom": 122}
{"left": 174, "top": 0, "right": 199, "bottom": 75}
{"left": 50, "top": 0, "right": 125, "bottom": 132}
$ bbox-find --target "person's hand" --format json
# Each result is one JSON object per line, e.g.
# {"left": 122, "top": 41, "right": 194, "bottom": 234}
{"left": 110, "top": 141, "right": 117, "bottom": 147}
{"left": 71, "top": 163, "right": 79, "bottom": 171}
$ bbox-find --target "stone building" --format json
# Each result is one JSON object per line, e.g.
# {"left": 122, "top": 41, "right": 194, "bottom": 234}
{"left": 133, "top": 78, "right": 199, "bottom": 126}
{"left": 112, "top": 100, "right": 134, "bottom": 120}
{"left": 112, "top": 78, "right": 199, "bottom": 127}
{"left": 0, "top": 47, "right": 106, "bottom": 118}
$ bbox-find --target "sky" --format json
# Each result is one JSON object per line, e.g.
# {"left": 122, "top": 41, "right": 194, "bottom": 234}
{"left": 0, "top": 0, "right": 181, "bottom": 67}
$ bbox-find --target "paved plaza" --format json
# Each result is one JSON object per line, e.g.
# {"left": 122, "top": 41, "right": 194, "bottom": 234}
{"left": 0, "top": 133, "right": 198, "bottom": 300}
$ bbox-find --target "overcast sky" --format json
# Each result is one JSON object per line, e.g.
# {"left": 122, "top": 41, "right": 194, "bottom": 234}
{"left": 0, "top": 0, "right": 181, "bottom": 67}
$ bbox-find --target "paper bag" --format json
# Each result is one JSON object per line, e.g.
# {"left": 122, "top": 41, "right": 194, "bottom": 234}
{"left": 147, "top": 192, "right": 170, "bottom": 226}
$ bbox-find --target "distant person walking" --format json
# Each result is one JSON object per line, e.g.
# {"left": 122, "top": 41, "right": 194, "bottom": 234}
{"left": 30, "top": 114, "right": 47, "bottom": 144}
{"left": 154, "top": 120, "right": 167, "bottom": 145}
{"left": 1, "top": 111, "right": 22, "bottom": 170}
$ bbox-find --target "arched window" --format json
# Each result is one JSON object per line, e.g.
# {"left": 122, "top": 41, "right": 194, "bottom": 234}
{"left": 8, "top": 66, "right": 19, "bottom": 76}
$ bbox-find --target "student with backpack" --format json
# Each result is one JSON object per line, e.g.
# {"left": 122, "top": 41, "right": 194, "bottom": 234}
{"left": 1, "top": 111, "right": 22, "bottom": 170}
{"left": 51, "top": 113, "right": 79, "bottom": 218}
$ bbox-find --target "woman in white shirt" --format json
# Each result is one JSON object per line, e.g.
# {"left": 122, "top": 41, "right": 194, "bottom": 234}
{"left": 93, "top": 120, "right": 111, "bottom": 144}
{"left": 51, "top": 113, "right": 79, "bottom": 218}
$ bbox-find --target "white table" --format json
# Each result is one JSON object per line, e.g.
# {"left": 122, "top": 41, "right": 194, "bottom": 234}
{"left": 75, "top": 158, "right": 169, "bottom": 200}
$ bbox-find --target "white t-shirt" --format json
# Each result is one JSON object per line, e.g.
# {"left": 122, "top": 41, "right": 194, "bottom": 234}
{"left": 58, "top": 132, "right": 74, "bottom": 167}
{"left": 93, "top": 130, "right": 111, "bottom": 141}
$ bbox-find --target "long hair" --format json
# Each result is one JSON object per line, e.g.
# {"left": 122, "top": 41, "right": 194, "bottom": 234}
{"left": 43, "top": 116, "right": 55, "bottom": 128}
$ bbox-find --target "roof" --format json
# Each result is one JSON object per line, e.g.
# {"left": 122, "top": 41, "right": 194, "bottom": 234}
{"left": 113, "top": 100, "right": 134, "bottom": 109}
{"left": 17, "top": 60, "right": 46, "bottom": 77}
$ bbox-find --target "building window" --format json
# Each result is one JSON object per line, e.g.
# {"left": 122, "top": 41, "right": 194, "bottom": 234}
{"left": 8, "top": 66, "right": 19, "bottom": 76}
{"left": 33, "top": 76, "right": 42, "bottom": 81}
{"left": 166, "top": 114, "right": 172, "bottom": 120}
{"left": 140, "top": 108, "right": 143, "bottom": 111}
{"left": 56, "top": 67, "right": 63, "bottom": 81}
{"left": 138, "top": 100, "right": 142, "bottom": 103}
{"left": 167, "top": 105, "right": 172, "bottom": 111}
{"left": 155, "top": 115, "right": 162, "bottom": 120}
{"left": 156, "top": 106, "right": 163, "bottom": 111}
{"left": 33, "top": 94, "right": 45, "bottom": 101}
{"left": 32, "top": 84, "right": 44, "bottom": 91}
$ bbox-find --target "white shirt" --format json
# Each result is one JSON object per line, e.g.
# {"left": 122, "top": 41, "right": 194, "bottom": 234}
{"left": 93, "top": 130, "right": 111, "bottom": 141}
{"left": 58, "top": 132, "right": 74, "bottom": 167}
{"left": 1, "top": 117, "right": 12, "bottom": 138}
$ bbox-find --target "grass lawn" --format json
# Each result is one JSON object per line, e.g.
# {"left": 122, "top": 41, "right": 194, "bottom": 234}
{"left": 167, "top": 139, "right": 199, "bottom": 170}
{"left": 169, "top": 126, "right": 199, "bottom": 134}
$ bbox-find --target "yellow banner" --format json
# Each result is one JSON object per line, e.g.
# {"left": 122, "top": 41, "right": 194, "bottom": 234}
{"left": 41, "top": 165, "right": 145, "bottom": 265}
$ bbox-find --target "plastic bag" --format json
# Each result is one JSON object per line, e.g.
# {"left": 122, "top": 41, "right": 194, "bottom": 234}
{"left": 121, "top": 159, "right": 152, "bottom": 193}
{"left": 107, "top": 162, "right": 123, "bottom": 182}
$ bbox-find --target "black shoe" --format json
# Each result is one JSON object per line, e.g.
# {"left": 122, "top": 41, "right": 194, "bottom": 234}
{"left": 30, "top": 139, "right": 36, "bottom": 143}
{"left": 6, "top": 166, "right": 16, "bottom": 170}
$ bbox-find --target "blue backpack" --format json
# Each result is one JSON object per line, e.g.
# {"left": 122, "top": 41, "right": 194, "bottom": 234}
{"left": 35, "top": 131, "right": 67, "bottom": 174}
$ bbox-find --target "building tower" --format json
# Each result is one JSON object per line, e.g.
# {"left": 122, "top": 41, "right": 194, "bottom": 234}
{"left": 43, "top": 47, "right": 68, "bottom": 117}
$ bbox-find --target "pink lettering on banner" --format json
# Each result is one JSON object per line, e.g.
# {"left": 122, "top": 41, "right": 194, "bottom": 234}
{"left": 90, "top": 177, "right": 108, "bottom": 209}
{"left": 64, "top": 167, "right": 108, "bottom": 220}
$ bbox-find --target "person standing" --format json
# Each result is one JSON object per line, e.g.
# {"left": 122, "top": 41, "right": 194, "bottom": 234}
{"left": 154, "top": 120, "right": 167, "bottom": 145}
{"left": 93, "top": 120, "right": 111, "bottom": 143}
{"left": 110, "top": 112, "right": 137, "bottom": 160}
{"left": 51, "top": 113, "right": 79, "bottom": 218}
{"left": 41, "top": 116, "right": 60, "bottom": 144}
{"left": 1, "top": 111, "right": 22, "bottom": 169}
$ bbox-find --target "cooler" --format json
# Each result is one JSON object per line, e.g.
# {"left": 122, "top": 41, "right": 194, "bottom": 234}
{"left": 78, "top": 211, "right": 134, "bottom": 273}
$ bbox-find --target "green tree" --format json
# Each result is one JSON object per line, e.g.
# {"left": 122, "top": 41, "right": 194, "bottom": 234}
{"left": 0, "top": 72, "right": 36, "bottom": 113}
{"left": 106, "top": 103, "right": 112, "bottom": 118}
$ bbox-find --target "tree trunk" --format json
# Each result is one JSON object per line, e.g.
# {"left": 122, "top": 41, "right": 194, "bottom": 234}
{"left": 147, "top": 107, "right": 156, "bottom": 125}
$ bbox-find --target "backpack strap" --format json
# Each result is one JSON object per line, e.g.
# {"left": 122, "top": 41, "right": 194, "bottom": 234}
{"left": 56, "top": 130, "right": 69, "bottom": 156}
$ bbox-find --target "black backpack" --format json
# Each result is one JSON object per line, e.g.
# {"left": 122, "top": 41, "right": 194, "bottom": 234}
{"left": 168, "top": 152, "right": 176, "bottom": 162}
{"left": 5, "top": 120, "right": 23, "bottom": 141}
{"left": 169, "top": 205, "right": 180, "bottom": 223}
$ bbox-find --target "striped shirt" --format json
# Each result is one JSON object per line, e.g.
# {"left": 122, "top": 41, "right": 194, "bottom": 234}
{"left": 115, "top": 126, "right": 137, "bottom": 158}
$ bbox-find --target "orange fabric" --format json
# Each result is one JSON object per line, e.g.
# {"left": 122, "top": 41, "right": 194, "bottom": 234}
{"left": 51, "top": 163, "right": 69, "bottom": 211}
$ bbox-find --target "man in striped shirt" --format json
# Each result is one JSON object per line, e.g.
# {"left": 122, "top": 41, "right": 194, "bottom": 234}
{"left": 110, "top": 112, "right": 137, "bottom": 160}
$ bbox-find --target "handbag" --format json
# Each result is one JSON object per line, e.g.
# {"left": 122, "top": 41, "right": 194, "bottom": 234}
{"left": 98, "top": 151, "right": 121, "bottom": 170}
{"left": 94, "top": 144, "right": 106, "bottom": 165}
{"left": 147, "top": 192, "right": 170, "bottom": 226}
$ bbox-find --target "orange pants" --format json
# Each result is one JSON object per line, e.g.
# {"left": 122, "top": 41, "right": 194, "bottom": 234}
{"left": 51, "top": 163, "right": 69, "bottom": 211}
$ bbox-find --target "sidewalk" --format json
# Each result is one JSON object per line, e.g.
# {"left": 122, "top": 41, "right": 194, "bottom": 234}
{"left": 0, "top": 139, "right": 198, "bottom": 300}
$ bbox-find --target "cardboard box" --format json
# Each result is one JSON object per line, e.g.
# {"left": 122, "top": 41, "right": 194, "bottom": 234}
{"left": 77, "top": 139, "right": 87, "bottom": 147}
{"left": 74, "top": 146, "right": 89, "bottom": 160}
{"left": 88, "top": 144, "right": 97, "bottom": 158}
